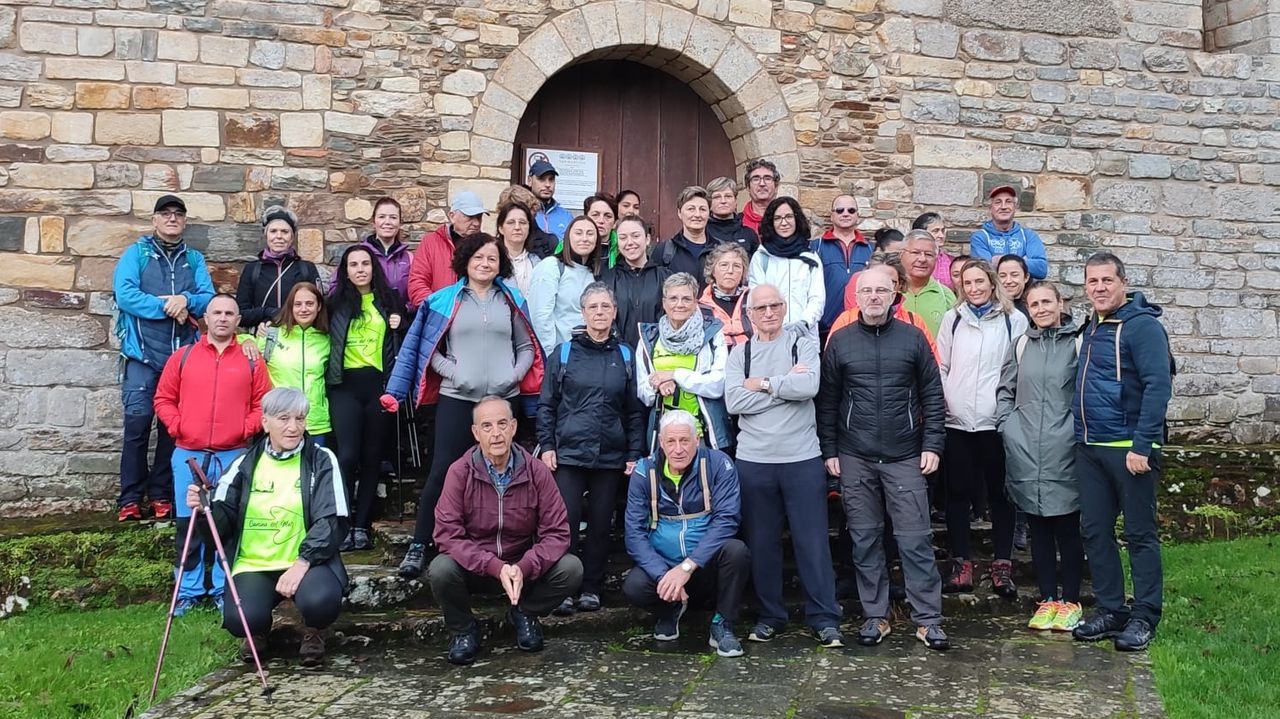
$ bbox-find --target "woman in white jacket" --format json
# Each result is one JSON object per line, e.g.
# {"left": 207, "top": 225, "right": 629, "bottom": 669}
{"left": 936, "top": 259, "right": 1029, "bottom": 598}
{"left": 528, "top": 216, "right": 600, "bottom": 354}
{"left": 748, "top": 197, "right": 824, "bottom": 338}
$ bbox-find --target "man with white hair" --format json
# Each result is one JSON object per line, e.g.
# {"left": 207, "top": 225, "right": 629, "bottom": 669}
{"left": 817, "top": 265, "right": 950, "bottom": 650}
{"left": 622, "top": 410, "right": 749, "bottom": 657}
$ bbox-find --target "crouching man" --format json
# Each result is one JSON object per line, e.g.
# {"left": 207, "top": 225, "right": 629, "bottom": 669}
{"left": 427, "top": 396, "right": 583, "bottom": 665}
{"left": 623, "top": 410, "right": 749, "bottom": 657}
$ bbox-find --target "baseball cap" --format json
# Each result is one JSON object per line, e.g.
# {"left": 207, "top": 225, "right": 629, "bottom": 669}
{"left": 988, "top": 185, "right": 1018, "bottom": 200}
{"left": 450, "top": 191, "right": 487, "bottom": 217}
{"left": 153, "top": 194, "right": 187, "bottom": 214}
{"left": 528, "top": 159, "right": 558, "bottom": 178}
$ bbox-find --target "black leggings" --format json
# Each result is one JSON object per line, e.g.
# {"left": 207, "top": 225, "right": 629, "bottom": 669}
{"left": 222, "top": 565, "right": 344, "bottom": 637}
{"left": 944, "top": 429, "right": 1014, "bottom": 561}
{"left": 330, "top": 368, "right": 388, "bottom": 530}
{"left": 412, "top": 396, "right": 478, "bottom": 545}
{"left": 555, "top": 464, "right": 623, "bottom": 596}
{"left": 1027, "top": 512, "right": 1084, "bottom": 603}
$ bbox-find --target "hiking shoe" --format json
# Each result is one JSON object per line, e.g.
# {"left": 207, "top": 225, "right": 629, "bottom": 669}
{"left": 398, "top": 542, "right": 426, "bottom": 579}
{"left": 654, "top": 601, "right": 687, "bottom": 641}
{"left": 815, "top": 626, "right": 845, "bottom": 648}
{"left": 1051, "top": 602, "right": 1083, "bottom": 632}
{"left": 338, "top": 529, "right": 355, "bottom": 553}
{"left": 747, "top": 622, "right": 778, "bottom": 643}
{"left": 1072, "top": 610, "right": 1126, "bottom": 642}
{"left": 708, "top": 618, "right": 744, "bottom": 657}
{"left": 118, "top": 502, "right": 143, "bottom": 522}
{"left": 509, "top": 607, "right": 544, "bottom": 652}
{"left": 149, "top": 499, "right": 174, "bottom": 520}
{"left": 351, "top": 527, "right": 373, "bottom": 551}
{"left": 240, "top": 634, "right": 266, "bottom": 664}
{"left": 1028, "top": 600, "right": 1059, "bottom": 631}
{"left": 916, "top": 624, "right": 950, "bottom": 651}
{"left": 943, "top": 559, "right": 973, "bottom": 593}
{"left": 212, "top": 594, "right": 224, "bottom": 615}
{"left": 173, "top": 598, "right": 199, "bottom": 617}
{"left": 1114, "top": 618, "right": 1155, "bottom": 652}
{"left": 299, "top": 629, "right": 325, "bottom": 667}
{"left": 576, "top": 592, "right": 601, "bottom": 612}
{"left": 448, "top": 628, "right": 480, "bottom": 665}
{"left": 552, "top": 596, "right": 577, "bottom": 616}
{"left": 857, "top": 618, "right": 891, "bottom": 646}
{"left": 990, "top": 559, "right": 1018, "bottom": 599}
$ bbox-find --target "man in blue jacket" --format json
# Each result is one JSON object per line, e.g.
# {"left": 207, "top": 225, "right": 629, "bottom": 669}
{"left": 968, "top": 185, "right": 1048, "bottom": 279}
{"left": 112, "top": 194, "right": 216, "bottom": 521}
{"left": 1071, "top": 252, "right": 1173, "bottom": 652}
{"left": 528, "top": 159, "right": 572, "bottom": 241}
{"left": 622, "top": 410, "right": 749, "bottom": 657}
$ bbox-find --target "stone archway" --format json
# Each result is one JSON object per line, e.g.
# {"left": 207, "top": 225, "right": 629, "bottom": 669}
{"left": 468, "top": 0, "right": 801, "bottom": 195}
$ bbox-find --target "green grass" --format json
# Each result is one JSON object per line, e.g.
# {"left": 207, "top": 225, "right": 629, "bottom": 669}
{"left": 0, "top": 603, "right": 236, "bottom": 719}
{"left": 0, "top": 527, "right": 174, "bottom": 610}
{"left": 1152, "top": 536, "right": 1280, "bottom": 719}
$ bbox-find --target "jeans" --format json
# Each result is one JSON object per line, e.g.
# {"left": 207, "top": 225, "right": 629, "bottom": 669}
{"left": 172, "top": 447, "right": 242, "bottom": 601}
{"left": 119, "top": 359, "right": 175, "bottom": 507}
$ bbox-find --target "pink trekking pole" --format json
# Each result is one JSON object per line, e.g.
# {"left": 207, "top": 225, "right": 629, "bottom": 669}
{"left": 149, "top": 500, "right": 201, "bottom": 702}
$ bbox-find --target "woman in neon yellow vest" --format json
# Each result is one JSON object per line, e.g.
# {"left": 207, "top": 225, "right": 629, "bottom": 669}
{"left": 252, "top": 282, "right": 332, "bottom": 445}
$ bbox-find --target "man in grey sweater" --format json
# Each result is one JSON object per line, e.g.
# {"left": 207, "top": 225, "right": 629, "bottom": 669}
{"left": 725, "top": 284, "right": 844, "bottom": 648}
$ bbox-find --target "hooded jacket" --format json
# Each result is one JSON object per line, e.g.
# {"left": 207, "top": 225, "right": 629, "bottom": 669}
{"left": 747, "top": 245, "right": 825, "bottom": 331}
{"left": 154, "top": 336, "right": 272, "bottom": 451}
{"left": 636, "top": 312, "right": 733, "bottom": 452}
{"left": 113, "top": 236, "right": 215, "bottom": 370}
{"left": 407, "top": 224, "right": 459, "bottom": 310}
{"left": 434, "top": 445, "right": 570, "bottom": 582}
{"left": 235, "top": 252, "right": 321, "bottom": 330}
{"left": 1072, "top": 292, "right": 1174, "bottom": 456}
{"left": 528, "top": 255, "right": 596, "bottom": 353}
{"left": 536, "top": 198, "right": 573, "bottom": 241}
{"left": 326, "top": 290, "right": 405, "bottom": 387}
{"left": 937, "top": 302, "right": 1030, "bottom": 431}
{"left": 811, "top": 229, "right": 872, "bottom": 334}
{"left": 706, "top": 214, "right": 760, "bottom": 254}
{"left": 537, "top": 332, "right": 646, "bottom": 469}
{"left": 968, "top": 220, "right": 1048, "bottom": 279}
{"left": 997, "top": 315, "right": 1082, "bottom": 517}
{"left": 600, "top": 260, "right": 670, "bottom": 350}
{"left": 817, "top": 314, "right": 946, "bottom": 462}
{"left": 361, "top": 235, "right": 413, "bottom": 307}
{"left": 208, "top": 437, "right": 349, "bottom": 589}
{"left": 698, "top": 285, "right": 751, "bottom": 348}
{"left": 256, "top": 325, "right": 331, "bottom": 434}
{"left": 624, "top": 446, "right": 741, "bottom": 581}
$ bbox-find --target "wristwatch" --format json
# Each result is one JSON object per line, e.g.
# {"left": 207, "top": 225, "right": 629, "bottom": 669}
{"left": 679, "top": 559, "right": 695, "bottom": 573}
{"left": 759, "top": 378, "right": 771, "bottom": 393}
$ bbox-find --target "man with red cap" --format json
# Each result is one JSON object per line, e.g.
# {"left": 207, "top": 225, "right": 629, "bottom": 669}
{"left": 968, "top": 185, "right": 1048, "bottom": 280}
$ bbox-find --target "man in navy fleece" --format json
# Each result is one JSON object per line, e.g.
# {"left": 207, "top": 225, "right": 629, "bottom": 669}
{"left": 968, "top": 185, "right": 1048, "bottom": 279}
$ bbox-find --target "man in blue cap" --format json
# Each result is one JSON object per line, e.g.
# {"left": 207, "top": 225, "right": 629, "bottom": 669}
{"left": 408, "top": 190, "right": 486, "bottom": 309}
{"left": 528, "top": 159, "right": 572, "bottom": 242}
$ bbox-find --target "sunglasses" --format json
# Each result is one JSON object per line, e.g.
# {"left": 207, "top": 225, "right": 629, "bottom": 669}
{"left": 832, "top": 207, "right": 858, "bottom": 215}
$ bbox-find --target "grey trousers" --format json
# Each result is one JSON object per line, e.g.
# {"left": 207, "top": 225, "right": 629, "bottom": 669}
{"left": 427, "top": 553, "right": 583, "bottom": 634}
{"left": 839, "top": 454, "right": 943, "bottom": 626}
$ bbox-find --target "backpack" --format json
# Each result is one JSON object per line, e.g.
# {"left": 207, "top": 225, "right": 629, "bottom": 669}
{"left": 557, "top": 340, "right": 633, "bottom": 383}
{"left": 177, "top": 342, "right": 258, "bottom": 379}
{"left": 741, "top": 335, "right": 800, "bottom": 377}
{"left": 952, "top": 310, "right": 1012, "bottom": 341}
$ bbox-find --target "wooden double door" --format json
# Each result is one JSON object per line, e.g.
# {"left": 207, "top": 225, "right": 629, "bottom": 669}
{"left": 513, "top": 60, "right": 737, "bottom": 240}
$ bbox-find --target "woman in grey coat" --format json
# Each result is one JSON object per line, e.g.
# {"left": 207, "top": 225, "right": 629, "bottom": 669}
{"left": 997, "top": 281, "right": 1085, "bottom": 633}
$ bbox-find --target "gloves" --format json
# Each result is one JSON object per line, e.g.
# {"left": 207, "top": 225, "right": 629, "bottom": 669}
{"left": 379, "top": 394, "right": 399, "bottom": 413}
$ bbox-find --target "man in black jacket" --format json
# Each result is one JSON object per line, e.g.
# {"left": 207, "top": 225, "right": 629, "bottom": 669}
{"left": 816, "top": 265, "right": 949, "bottom": 651}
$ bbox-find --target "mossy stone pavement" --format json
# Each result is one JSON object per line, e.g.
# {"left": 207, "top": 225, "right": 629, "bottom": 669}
{"left": 143, "top": 612, "right": 1163, "bottom": 719}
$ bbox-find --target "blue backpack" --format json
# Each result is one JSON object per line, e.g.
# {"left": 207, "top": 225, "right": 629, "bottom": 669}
{"left": 557, "top": 341, "right": 633, "bottom": 382}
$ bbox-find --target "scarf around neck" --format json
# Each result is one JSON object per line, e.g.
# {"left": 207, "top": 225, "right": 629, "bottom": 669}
{"left": 658, "top": 309, "right": 705, "bottom": 355}
{"left": 261, "top": 246, "right": 297, "bottom": 263}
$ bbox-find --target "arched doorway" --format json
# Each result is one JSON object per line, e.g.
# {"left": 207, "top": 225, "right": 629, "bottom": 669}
{"left": 512, "top": 60, "right": 736, "bottom": 240}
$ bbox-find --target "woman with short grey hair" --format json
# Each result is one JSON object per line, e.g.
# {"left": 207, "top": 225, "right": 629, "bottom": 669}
{"left": 705, "top": 176, "right": 759, "bottom": 253}
{"left": 236, "top": 204, "right": 321, "bottom": 331}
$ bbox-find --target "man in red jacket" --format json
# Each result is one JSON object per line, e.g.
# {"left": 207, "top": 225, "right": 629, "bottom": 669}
{"left": 427, "top": 396, "right": 582, "bottom": 665}
{"left": 154, "top": 294, "right": 272, "bottom": 615}
{"left": 406, "top": 190, "right": 485, "bottom": 309}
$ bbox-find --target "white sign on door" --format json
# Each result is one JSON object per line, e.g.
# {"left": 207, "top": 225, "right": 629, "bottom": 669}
{"left": 523, "top": 146, "right": 601, "bottom": 215}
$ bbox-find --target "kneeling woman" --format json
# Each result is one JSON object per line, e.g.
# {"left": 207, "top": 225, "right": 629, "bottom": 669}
{"left": 188, "top": 387, "right": 348, "bottom": 667}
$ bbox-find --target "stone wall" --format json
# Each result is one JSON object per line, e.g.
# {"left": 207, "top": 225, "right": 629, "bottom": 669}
{"left": 0, "top": 0, "right": 1277, "bottom": 515}
{"left": 1204, "top": 0, "right": 1280, "bottom": 54}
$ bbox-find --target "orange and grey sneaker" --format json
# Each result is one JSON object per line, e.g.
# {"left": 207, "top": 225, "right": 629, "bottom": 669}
{"left": 1051, "top": 601, "right": 1083, "bottom": 632}
{"left": 1028, "top": 600, "right": 1059, "bottom": 630}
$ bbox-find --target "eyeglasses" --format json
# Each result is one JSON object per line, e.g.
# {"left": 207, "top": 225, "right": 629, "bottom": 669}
{"left": 748, "top": 175, "right": 776, "bottom": 184}
{"left": 749, "top": 302, "right": 785, "bottom": 314}
{"left": 774, "top": 214, "right": 796, "bottom": 222}
{"left": 832, "top": 207, "right": 858, "bottom": 215}
{"left": 156, "top": 210, "right": 186, "bottom": 219}
{"left": 856, "top": 287, "right": 894, "bottom": 297}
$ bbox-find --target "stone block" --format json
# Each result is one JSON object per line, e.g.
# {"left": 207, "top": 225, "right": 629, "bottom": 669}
{"left": 239, "top": 69, "right": 301, "bottom": 88}
{"left": 1022, "top": 36, "right": 1066, "bottom": 65}
{"left": 480, "top": 23, "right": 519, "bottom": 46}
{"left": 162, "top": 109, "right": 220, "bottom": 146}
{"left": 51, "top": 112, "right": 93, "bottom": 144}
{"left": 470, "top": 135, "right": 513, "bottom": 167}
{"left": 0, "top": 256, "right": 76, "bottom": 291}
{"left": 45, "top": 58, "right": 125, "bottom": 81}
{"left": 0, "top": 216, "right": 22, "bottom": 251}
{"left": 251, "top": 90, "right": 301, "bottom": 111}
{"left": 993, "top": 146, "right": 1045, "bottom": 172}
{"left": 381, "top": 76, "right": 420, "bottom": 94}
{"left": 1034, "top": 175, "right": 1090, "bottom": 211}
{"left": 1129, "top": 154, "right": 1172, "bottom": 179}
{"left": 78, "top": 26, "right": 114, "bottom": 57}
{"left": 0, "top": 189, "right": 131, "bottom": 216}
{"left": 278, "top": 26, "right": 346, "bottom": 48}
{"left": 19, "top": 22, "right": 77, "bottom": 55}
{"left": 200, "top": 35, "right": 250, "bottom": 66}
{"left": 75, "top": 82, "right": 131, "bottom": 109}
{"left": 728, "top": 0, "right": 771, "bottom": 26}
{"left": 0, "top": 52, "right": 42, "bottom": 82}
{"left": 27, "top": 84, "right": 74, "bottom": 110}
{"left": 884, "top": 0, "right": 944, "bottom": 16}
{"left": 178, "top": 64, "right": 237, "bottom": 85}
{"left": 946, "top": 0, "right": 1120, "bottom": 35}
{"left": 1215, "top": 187, "right": 1280, "bottom": 222}
{"left": 899, "top": 55, "right": 966, "bottom": 78}
{"left": 302, "top": 75, "right": 331, "bottom": 110}
{"left": 39, "top": 216, "right": 64, "bottom": 253}
{"left": 9, "top": 163, "right": 94, "bottom": 190}
{"left": 156, "top": 30, "right": 198, "bottom": 62}
{"left": 1141, "top": 46, "right": 1189, "bottom": 73}
{"left": 915, "top": 22, "right": 959, "bottom": 58}
{"left": 132, "top": 86, "right": 187, "bottom": 110}
{"left": 132, "top": 191, "right": 224, "bottom": 221}
{"left": 961, "top": 30, "right": 1019, "bottom": 61}
{"left": 66, "top": 217, "right": 149, "bottom": 257}
{"left": 280, "top": 112, "right": 323, "bottom": 148}
{"left": 1069, "top": 39, "right": 1116, "bottom": 69}
{"left": 0, "top": 112, "right": 50, "bottom": 140}
{"left": 1093, "top": 180, "right": 1160, "bottom": 213}
{"left": 781, "top": 79, "right": 820, "bottom": 112}
{"left": 249, "top": 40, "right": 285, "bottom": 70}
{"left": 912, "top": 168, "right": 978, "bottom": 206}
{"left": 5, "top": 350, "right": 118, "bottom": 387}
{"left": 0, "top": 307, "right": 105, "bottom": 349}
{"left": 95, "top": 162, "right": 142, "bottom": 188}
{"left": 95, "top": 112, "right": 161, "bottom": 145}
{"left": 914, "top": 135, "right": 992, "bottom": 168}
{"left": 125, "top": 61, "right": 176, "bottom": 85}
{"left": 224, "top": 112, "right": 278, "bottom": 148}
{"left": 902, "top": 93, "right": 959, "bottom": 123}
{"left": 350, "top": 90, "right": 425, "bottom": 117}
{"left": 190, "top": 165, "right": 245, "bottom": 192}
{"left": 434, "top": 93, "right": 473, "bottom": 116}
{"left": 734, "top": 26, "right": 781, "bottom": 54}
{"left": 188, "top": 87, "right": 248, "bottom": 109}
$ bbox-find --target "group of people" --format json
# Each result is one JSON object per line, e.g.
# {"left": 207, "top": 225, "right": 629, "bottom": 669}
{"left": 112, "top": 153, "right": 1172, "bottom": 667}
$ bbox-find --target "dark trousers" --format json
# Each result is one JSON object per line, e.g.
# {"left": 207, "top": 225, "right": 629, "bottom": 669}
{"left": 1026, "top": 512, "right": 1084, "bottom": 603}
{"left": 944, "top": 429, "right": 1014, "bottom": 560}
{"left": 119, "top": 359, "right": 175, "bottom": 506}
{"left": 412, "top": 396, "right": 478, "bottom": 544}
{"left": 221, "top": 564, "right": 345, "bottom": 637}
{"left": 622, "top": 539, "right": 749, "bottom": 624}
{"left": 330, "top": 368, "right": 389, "bottom": 530}
{"left": 555, "top": 464, "right": 623, "bottom": 596}
{"left": 1077, "top": 444, "right": 1163, "bottom": 627}
{"left": 738, "top": 458, "right": 841, "bottom": 630}
{"left": 426, "top": 553, "right": 583, "bottom": 634}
